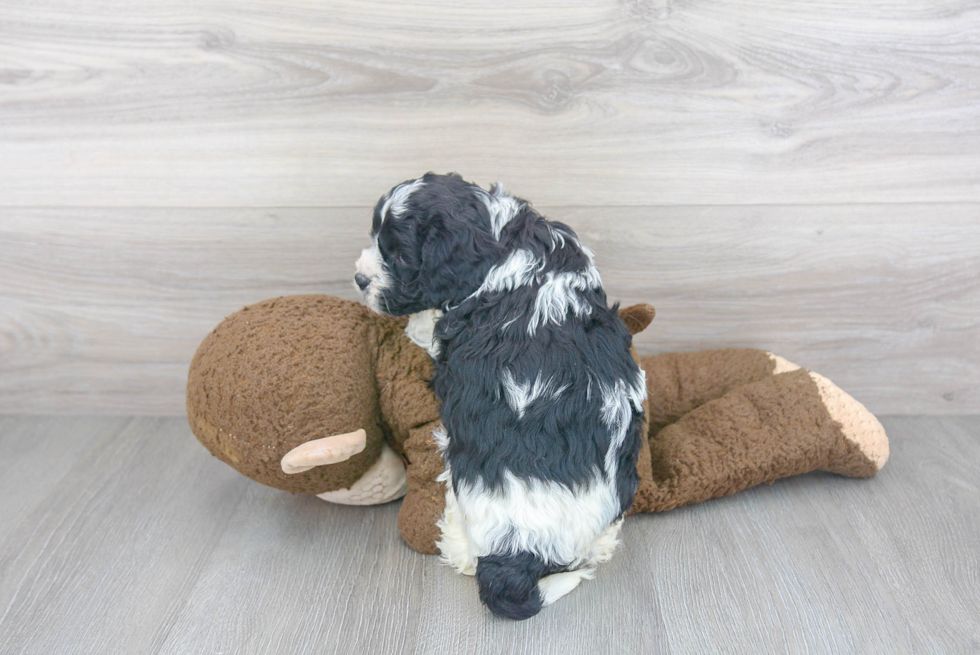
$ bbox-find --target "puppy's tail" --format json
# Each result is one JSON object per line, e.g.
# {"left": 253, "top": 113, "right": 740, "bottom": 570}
{"left": 476, "top": 552, "right": 549, "bottom": 620}
{"left": 477, "top": 553, "right": 594, "bottom": 620}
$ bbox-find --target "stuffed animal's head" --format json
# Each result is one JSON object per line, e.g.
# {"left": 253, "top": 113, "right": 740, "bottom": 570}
{"left": 187, "top": 295, "right": 392, "bottom": 495}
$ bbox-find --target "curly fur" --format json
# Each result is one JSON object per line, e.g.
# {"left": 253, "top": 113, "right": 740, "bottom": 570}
{"left": 355, "top": 172, "right": 646, "bottom": 620}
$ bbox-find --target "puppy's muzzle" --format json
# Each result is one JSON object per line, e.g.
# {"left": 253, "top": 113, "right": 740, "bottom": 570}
{"left": 354, "top": 273, "right": 371, "bottom": 290}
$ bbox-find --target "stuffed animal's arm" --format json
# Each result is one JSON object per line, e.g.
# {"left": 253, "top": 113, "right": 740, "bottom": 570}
{"left": 397, "top": 421, "right": 446, "bottom": 555}
{"left": 373, "top": 316, "right": 443, "bottom": 457}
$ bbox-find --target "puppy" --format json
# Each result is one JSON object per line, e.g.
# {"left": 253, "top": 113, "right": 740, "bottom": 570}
{"left": 354, "top": 173, "right": 646, "bottom": 620}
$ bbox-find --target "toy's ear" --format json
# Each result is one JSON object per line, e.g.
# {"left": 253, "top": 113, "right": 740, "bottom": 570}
{"left": 618, "top": 303, "right": 656, "bottom": 335}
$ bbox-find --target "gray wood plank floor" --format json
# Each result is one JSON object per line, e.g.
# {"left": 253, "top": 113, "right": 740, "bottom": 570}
{"left": 1, "top": 416, "right": 978, "bottom": 654}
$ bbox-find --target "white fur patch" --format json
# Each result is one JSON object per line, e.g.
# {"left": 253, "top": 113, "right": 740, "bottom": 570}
{"left": 501, "top": 370, "right": 568, "bottom": 419}
{"left": 380, "top": 179, "right": 425, "bottom": 223}
{"left": 436, "top": 483, "right": 477, "bottom": 576}
{"left": 599, "top": 382, "right": 633, "bottom": 481}
{"left": 354, "top": 240, "right": 391, "bottom": 313}
{"left": 477, "top": 184, "right": 524, "bottom": 240}
{"left": 405, "top": 309, "right": 443, "bottom": 358}
{"left": 588, "top": 518, "right": 623, "bottom": 565}
{"left": 549, "top": 226, "right": 567, "bottom": 252}
{"left": 538, "top": 568, "right": 595, "bottom": 606}
{"left": 474, "top": 248, "right": 543, "bottom": 296}
{"left": 452, "top": 470, "right": 621, "bottom": 568}
{"left": 432, "top": 424, "right": 450, "bottom": 453}
{"left": 598, "top": 371, "right": 647, "bottom": 483}
{"left": 550, "top": 226, "right": 597, "bottom": 264}
{"left": 580, "top": 242, "right": 597, "bottom": 264}
{"left": 527, "top": 267, "right": 603, "bottom": 335}
{"left": 436, "top": 467, "right": 626, "bottom": 581}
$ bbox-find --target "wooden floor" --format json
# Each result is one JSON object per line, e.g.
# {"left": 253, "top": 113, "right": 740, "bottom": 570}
{"left": 0, "top": 416, "right": 977, "bottom": 654}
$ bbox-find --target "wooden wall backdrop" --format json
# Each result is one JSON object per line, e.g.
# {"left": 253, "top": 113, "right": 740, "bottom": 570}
{"left": 1, "top": 0, "right": 978, "bottom": 414}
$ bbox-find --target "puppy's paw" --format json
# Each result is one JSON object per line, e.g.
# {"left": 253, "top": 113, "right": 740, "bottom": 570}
{"left": 538, "top": 568, "right": 595, "bottom": 606}
{"left": 436, "top": 487, "right": 476, "bottom": 575}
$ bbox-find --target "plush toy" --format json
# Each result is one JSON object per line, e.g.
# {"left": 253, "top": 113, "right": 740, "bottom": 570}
{"left": 187, "top": 294, "right": 889, "bottom": 555}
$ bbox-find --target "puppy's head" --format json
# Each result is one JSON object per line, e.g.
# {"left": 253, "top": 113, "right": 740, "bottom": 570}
{"left": 354, "top": 172, "right": 515, "bottom": 315}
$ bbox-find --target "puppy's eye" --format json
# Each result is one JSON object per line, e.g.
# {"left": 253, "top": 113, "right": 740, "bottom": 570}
{"left": 396, "top": 253, "right": 408, "bottom": 266}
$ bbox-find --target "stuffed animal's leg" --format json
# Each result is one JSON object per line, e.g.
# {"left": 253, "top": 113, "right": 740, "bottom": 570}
{"left": 632, "top": 368, "right": 888, "bottom": 514}
{"left": 641, "top": 349, "right": 801, "bottom": 434}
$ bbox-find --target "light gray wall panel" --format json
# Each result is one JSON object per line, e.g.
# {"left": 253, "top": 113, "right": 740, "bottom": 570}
{"left": 0, "top": 0, "right": 977, "bottom": 206}
{"left": 1, "top": 205, "right": 976, "bottom": 414}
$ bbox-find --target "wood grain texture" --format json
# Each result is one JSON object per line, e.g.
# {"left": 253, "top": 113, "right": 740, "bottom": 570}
{"left": 0, "top": 0, "right": 978, "bottom": 206}
{"left": 826, "top": 416, "right": 980, "bottom": 653}
{"left": 2, "top": 205, "right": 977, "bottom": 414}
{"left": 0, "top": 416, "right": 130, "bottom": 535}
{"left": 0, "top": 208, "right": 364, "bottom": 414}
{"left": 156, "top": 490, "right": 426, "bottom": 655}
{"left": 0, "top": 417, "right": 250, "bottom": 655}
{"left": 0, "top": 415, "right": 978, "bottom": 654}
{"left": 626, "top": 415, "right": 979, "bottom": 653}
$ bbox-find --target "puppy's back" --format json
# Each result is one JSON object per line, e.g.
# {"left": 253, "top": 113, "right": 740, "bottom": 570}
{"left": 425, "top": 192, "right": 646, "bottom": 619}
{"left": 436, "top": 299, "right": 646, "bottom": 619}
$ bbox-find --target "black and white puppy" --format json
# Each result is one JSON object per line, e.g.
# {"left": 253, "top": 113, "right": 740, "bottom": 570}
{"left": 354, "top": 173, "right": 646, "bottom": 620}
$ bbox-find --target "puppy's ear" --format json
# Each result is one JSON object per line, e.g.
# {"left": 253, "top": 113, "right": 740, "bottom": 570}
{"left": 419, "top": 213, "right": 501, "bottom": 308}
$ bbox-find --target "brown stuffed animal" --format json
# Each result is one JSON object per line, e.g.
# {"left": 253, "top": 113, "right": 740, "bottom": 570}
{"left": 187, "top": 294, "right": 889, "bottom": 554}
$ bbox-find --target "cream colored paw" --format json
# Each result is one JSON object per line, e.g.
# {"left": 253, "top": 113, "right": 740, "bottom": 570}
{"left": 538, "top": 568, "right": 595, "bottom": 606}
{"left": 767, "top": 352, "right": 802, "bottom": 374}
{"left": 809, "top": 371, "right": 889, "bottom": 470}
{"left": 436, "top": 487, "right": 477, "bottom": 575}
{"left": 586, "top": 519, "right": 623, "bottom": 566}
{"left": 315, "top": 442, "right": 408, "bottom": 505}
